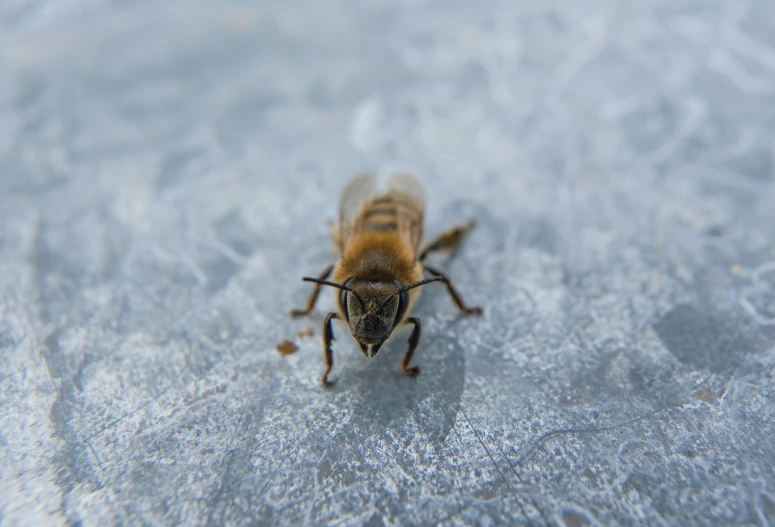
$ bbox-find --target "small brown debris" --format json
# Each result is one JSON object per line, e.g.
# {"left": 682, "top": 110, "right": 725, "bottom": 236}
{"left": 694, "top": 387, "right": 718, "bottom": 403}
{"left": 276, "top": 339, "right": 299, "bottom": 355}
{"left": 297, "top": 328, "right": 314, "bottom": 339}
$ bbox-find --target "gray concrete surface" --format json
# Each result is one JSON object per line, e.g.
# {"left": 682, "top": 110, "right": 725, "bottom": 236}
{"left": 2, "top": 0, "right": 775, "bottom": 525}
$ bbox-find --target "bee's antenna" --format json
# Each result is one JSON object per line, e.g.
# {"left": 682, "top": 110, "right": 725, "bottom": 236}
{"left": 302, "top": 277, "right": 366, "bottom": 309}
{"left": 379, "top": 276, "right": 444, "bottom": 310}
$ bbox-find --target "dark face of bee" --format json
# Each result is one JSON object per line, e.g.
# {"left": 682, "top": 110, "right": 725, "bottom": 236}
{"left": 340, "top": 279, "right": 409, "bottom": 358}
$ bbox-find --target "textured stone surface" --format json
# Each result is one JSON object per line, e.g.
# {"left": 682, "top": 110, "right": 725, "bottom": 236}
{"left": 2, "top": 0, "right": 775, "bottom": 525}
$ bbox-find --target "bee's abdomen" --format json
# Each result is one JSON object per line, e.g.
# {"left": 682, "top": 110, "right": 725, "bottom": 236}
{"left": 360, "top": 195, "right": 420, "bottom": 233}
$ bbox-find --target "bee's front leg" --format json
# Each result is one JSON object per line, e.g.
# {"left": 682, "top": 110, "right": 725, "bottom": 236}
{"left": 321, "top": 312, "right": 339, "bottom": 387}
{"left": 291, "top": 264, "right": 334, "bottom": 317}
{"left": 401, "top": 317, "right": 422, "bottom": 377}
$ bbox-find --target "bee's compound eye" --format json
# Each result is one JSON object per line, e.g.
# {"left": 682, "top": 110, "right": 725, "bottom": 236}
{"left": 393, "top": 280, "right": 408, "bottom": 326}
{"left": 339, "top": 288, "right": 350, "bottom": 322}
{"left": 341, "top": 277, "right": 357, "bottom": 322}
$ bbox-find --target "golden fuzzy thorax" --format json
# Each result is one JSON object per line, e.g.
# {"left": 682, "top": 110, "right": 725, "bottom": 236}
{"left": 334, "top": 233, "right": 421, "bottom": 282}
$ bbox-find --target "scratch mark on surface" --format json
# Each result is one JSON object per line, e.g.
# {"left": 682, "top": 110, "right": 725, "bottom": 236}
{"left": 492, "top": 431, "right": 549, "bottom": 526}
{"left": 461, "top": 408, "right": 538, "bottom": 527}
{"left": 205, "top": 448, "right": 239, "bottom": 527}
{"left": 255, "top": 442, "right": 297, "bottom": 504}
{"left": 303, "top": 452, "right": 326, "bottom": 527}
{"left": 84, "top": 439, "right": 104, "bottom": 482}
{"left": 84, "top": 385, "right": 173, "bottom": 443}
{"left": 511, "top": 405, "right": 677, "bottom": 468}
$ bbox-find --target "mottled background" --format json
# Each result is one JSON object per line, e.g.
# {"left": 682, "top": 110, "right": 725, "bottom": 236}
{"left": 2, "top": 0, "right": 775, "bottom": 525}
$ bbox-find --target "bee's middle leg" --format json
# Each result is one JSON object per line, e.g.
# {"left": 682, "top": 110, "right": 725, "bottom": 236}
{"left": 424, "top": 265, "right": 483, "bottom": 315}
{"left": 401, "top": 317, "right": 422, "bottom": 377}
{"left": 290, "top": 264, "right": 334, "bottom": 317}
{"left": 418, "top": 220, "right": 476, "bottom": 262}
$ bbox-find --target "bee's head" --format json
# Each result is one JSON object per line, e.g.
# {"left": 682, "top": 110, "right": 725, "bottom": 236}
{"left": 300, "top": 275, "right": 443, "bottom": 358}
{"left": 341, "top": 279, "right": 405, "bottom": 356}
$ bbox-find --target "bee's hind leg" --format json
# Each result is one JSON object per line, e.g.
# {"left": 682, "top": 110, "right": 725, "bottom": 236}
{"left": 401, "top": 317, "right": 422, "bottom": 377}
{"left": 418, "top": 220, "right": 476, "bottom": 262}
{"left": 290, "top": 264, "right": 334, "bottom": 317}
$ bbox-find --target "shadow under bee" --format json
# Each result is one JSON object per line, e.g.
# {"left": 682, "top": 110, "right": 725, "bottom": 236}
{"left": 342, "top": 331, "right": 465, "bottom": 446}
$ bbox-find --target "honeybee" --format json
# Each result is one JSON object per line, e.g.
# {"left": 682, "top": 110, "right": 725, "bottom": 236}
{"left": 290, "top": 174, "right": 482, "bottom": 387}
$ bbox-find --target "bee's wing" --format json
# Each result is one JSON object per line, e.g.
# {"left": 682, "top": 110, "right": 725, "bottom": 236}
{"left": 388, "top": 173, "right": 425, "bottom": 259}
{"left": 337, "top": 173, "right": 377, "bottom": 252}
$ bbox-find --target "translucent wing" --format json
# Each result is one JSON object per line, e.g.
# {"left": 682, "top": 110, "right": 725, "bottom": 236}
{"left": 337, "top": 173, "right": 377, "bottom": 252}
{"left": 387, "top": 173, "right": 425, "bottom": 258}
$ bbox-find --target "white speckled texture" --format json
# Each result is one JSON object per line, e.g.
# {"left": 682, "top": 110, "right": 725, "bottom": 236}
{"left": 2, "top": 0, "right": 775, "bottom": 525}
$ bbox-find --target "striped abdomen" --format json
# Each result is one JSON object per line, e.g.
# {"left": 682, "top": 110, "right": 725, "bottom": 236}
{"left": 358, "top": 193, "right": 423, "bottom": 236}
